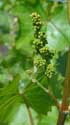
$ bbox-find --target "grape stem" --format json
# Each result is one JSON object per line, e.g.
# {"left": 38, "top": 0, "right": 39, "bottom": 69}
{"left": 20, "top": 93, "right": 34, "bottom": 125}
{"left": 57, "top": 1, "right": 70, "bottom": 124}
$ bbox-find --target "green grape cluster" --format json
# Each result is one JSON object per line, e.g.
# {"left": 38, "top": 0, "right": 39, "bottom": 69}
{"left": 31, "top": 12, "right": 56, "bottom": 79}
{"left": 31, "top": 12, "right": 42, "bottom": 38}
{"left": 39, "top": 45, "right": 54, "bottom": 60}
{"left": 45, "top": 63, "right": 56, "bottom": 78}
{"left": 33, "top": 39, "right": 43, "bottom": 51}
{"left": 31, "top": 12, "right": 53, "bottom": 59}
{"left": 38, "top": 32, "right": 47, "bottom": 45}
{"left": 34, "top": 57, "right": 46, "bottom": 69}
{"left": 40, "top": 45, "right": 49, "bottom": 53}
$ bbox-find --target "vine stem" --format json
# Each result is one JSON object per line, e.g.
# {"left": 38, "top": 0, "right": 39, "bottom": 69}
{"left": 20, "top": 93, "right": 34, "bottom": 125}
{"left": 57, "top": 1, "right": 70, "bottom": 124}
{"left": 57, "top": 49, "right": 70, "bottom": 125}
{"left": 67, "top": 0, "right": 70, "bottom": 24}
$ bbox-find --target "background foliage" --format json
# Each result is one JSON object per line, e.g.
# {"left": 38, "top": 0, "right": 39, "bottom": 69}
{"left": 0, "top": 0, "right": 70, "bottom": 125}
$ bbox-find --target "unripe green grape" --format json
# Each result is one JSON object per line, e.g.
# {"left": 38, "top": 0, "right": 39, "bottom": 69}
{"left": 31, "top": 13, "right": 41, "bottom": 27}
{"left": 31, "top": 12, "right": 57, "bottom": 79}
{"left": 31, "top": 12, "right": 42, "bottom": 38}
{"left": 40, "top": 45, "right": 48, "bottom": 53}
{"left": 39, "top": 45, "right": 54, "bottom": 60}
{"left": 33, "top": 39, "right": 43, "bottom": 51}
{"left": 34, "top": 58, "right": 46, "bottom": 69}
{"left": 31, "top": 12, "right": 40, "bottom": 18}
{"left": 38, "top": 32, "right": 47, "bottom": 45}
{"left": 39, "top": 45, "right": 49, "bottom": 56}
{"left": 45, "top": 63, "right": 56, "bottom": 78}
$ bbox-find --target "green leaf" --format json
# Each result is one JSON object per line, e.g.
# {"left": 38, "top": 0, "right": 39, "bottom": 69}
{"left": 10, "top": 105, "right": 37, "bottom": 125}
{"left": 47, "top": 5, "right": 70, "bottom": 51}
{"left": 0, "top": 75, "right": 21, "bottom": 121}
{"left": 38, "top": 106, "right": 58, "bottom": 125}
{"left": 24, "top": 80, "right": 54, "bottom": 114}
{"left": 0, "top": 11, "right": 18, "bottom": 47}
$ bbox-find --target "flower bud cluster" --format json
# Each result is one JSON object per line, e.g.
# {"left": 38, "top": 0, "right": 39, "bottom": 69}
{"left": 31, "top": 12, "right": 56, "bottom": 78}
{"left": 31, "top": 12, "right": 42, "bottom": 38}
{"left": 45, "top": 63, "right": 56, "bottom": 78}
{"left": 34, "top": 57, "right": 46, "bottom": 69}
